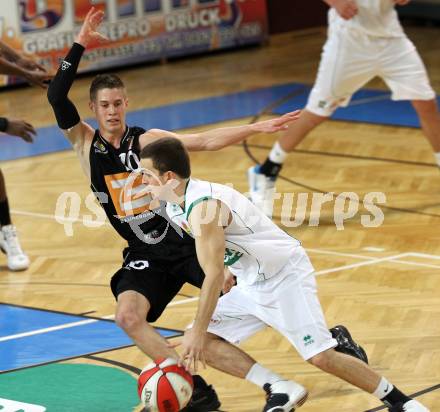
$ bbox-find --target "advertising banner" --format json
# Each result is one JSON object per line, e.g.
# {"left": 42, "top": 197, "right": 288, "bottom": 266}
{"left": 0, "top": 0, "right": 268, "bottom": 86}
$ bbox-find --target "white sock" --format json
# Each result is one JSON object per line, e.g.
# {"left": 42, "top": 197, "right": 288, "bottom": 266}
{"left": 435, "top": 152, "right": 440, "bottom": 167}
{"left": 373, "top": 377, "right": 394, "bottom": 400}
{"left": 269, "top": 141, "right": 288, "bottom": 164}
{"left": 245, "top": 363, "right": 284, "bottom": 388}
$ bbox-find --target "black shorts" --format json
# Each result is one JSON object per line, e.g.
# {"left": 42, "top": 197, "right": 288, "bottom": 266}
{"left": 110, "top": 229, "right": 204, "bottom": 323}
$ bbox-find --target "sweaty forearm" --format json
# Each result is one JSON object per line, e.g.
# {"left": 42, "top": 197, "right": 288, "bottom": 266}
{"left": 47, "top": 43, "right": 84, "bottom": 129}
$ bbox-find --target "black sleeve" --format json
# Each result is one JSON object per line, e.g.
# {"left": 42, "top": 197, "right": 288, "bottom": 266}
{"left": 47, "top": 42, "right": 85, "bottom": 130}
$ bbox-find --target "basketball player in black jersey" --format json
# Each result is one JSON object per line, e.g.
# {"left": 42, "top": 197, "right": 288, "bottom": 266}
{"left": 46, "top": 8, "right": 302, "bottom": 410}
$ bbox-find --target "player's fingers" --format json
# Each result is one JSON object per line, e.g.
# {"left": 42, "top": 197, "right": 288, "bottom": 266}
{"left": 21, "top": 132, "right": 33, "bottom": 143}
{"left": 85, "top": 7, "right": 95, "bottom": 22}
{"left": 95, "top": 32, "right": 109, "bottom": 42}
{"left": 92, "top": 10, "right": 105, "bottom": 27}
{"left": 200, "top": 352, "right": 207, "bottom": 370}
{"left": 284, "top": 110, "right": 301, "bottom": 117}
{"left": 184, "top": 353, "right": 193, "bottom": 372}
{"left": 25, "top": 123, "right": 36, "bottom": 134}
{"left": 193, "top": 352, "right": 199, "bottom": 373}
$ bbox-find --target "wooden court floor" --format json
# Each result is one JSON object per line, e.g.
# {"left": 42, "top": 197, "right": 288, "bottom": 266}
{"left": 1, "top": 27, "right": 440, "bottom": 411}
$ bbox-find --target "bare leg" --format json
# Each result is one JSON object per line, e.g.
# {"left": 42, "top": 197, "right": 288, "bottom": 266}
{"left": 308, "top": 348, "right": 380, "bottom": 393}
{"left": 277, "top": 110, "right": 328, "bottom": 152}
{"left": 412, "top": 99, "right": 440, "bottom": 152}
{"left": 115, "top": 290, "right": 179, "bottom": 360}
{"left": 204, "top": 333, "right": 256, "bottom": 378}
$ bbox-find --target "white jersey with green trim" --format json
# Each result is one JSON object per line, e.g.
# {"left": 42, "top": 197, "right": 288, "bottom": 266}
{"left": 166, "top": 178, "right": 301, "bottom": 285}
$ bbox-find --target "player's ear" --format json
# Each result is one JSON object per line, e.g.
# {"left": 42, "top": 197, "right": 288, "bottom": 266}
{"left": 89, "top": 100, "right": 95, "bottom": 112}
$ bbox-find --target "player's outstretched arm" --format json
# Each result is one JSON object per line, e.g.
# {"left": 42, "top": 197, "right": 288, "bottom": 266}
{"left": 0, "top": 117, "right": 36, "bottom": 143}
{"left": 139, "top": 110, "right": 301, "bottom": 151}
{"left": 0, "top": 40, "right": 52, "bottom": 88}
{"left": 47, "top": 8, "right": 105, "bottom": 146}
{"left": 179, "top": 200, "right": 226, "bottom": 373}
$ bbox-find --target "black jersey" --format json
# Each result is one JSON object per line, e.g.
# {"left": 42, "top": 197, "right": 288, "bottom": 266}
{"left": 89, "top": 126, "right": 169, "bottom": 250}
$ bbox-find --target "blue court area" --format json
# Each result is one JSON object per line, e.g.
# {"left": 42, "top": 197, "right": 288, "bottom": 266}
{"left": 0, "top": 304, "right": 181, "bottom": 372}
{"left": 1, "top": 82, "right": 439, "bottom": 162}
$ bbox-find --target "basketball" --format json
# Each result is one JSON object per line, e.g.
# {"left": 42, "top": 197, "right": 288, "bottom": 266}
{"left": 137, "top": 357, "right": 193, "bottom": 412}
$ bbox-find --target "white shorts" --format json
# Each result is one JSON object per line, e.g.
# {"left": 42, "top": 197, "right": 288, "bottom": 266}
{"left": 306, "top": 27, "right": 436, "bottom": 117}
{"left": 207, "top": 248, "right": 337, "bottom": 360}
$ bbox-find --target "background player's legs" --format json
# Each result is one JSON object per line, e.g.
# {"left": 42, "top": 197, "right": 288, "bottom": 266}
{"left": 248, "top": 28, "right": 376, "bottom": 216}
{"left": 0, "top": 168, "right": 29, "bottom": 271}
{"left": 411, "top": 99, "right": 440, "bottom": 166}
{"left": 247, "top": 111, "right": 327, "bottom": 216}
{"left": 115, "top": 290, "right": 179, "bottom": 360}
{"left": 380, "top": 36, "right": 440, "bottom": 168}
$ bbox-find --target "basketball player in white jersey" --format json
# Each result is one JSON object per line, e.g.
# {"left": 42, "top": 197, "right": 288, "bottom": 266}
{"left": 248, "top": 0, "right": 440, "bottom": 216}
{"left": 140, "top": 137, "right": 430, "bottom": 412}
{"left": 0, "top": 40, "right": 52, "bottom": 270}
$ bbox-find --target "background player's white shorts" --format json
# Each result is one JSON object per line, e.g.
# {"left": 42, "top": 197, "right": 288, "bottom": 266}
{"left": 306, "top": 27, "right": 436, "bottom": 117}
{"left": 207, "top": 247, "right": 337, "bottom": 360}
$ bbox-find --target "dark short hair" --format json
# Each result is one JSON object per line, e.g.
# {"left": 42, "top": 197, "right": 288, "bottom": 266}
{"left": 89, "top": 74, "right": 125, "bottom": 101}
{"left": 140, "top": 137, "right": 191, "bottom": 179}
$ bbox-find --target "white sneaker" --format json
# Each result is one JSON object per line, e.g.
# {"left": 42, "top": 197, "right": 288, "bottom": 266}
{"left": 247, "top": 166, "right": 276, "bottom": 218}
{"left": 0, "top": 225, "right": 30, "bottom": 271}
{"left": 263, "top": 380, "right": 308, "bottom": 412}
{"left": 391, "top": 400, "right": 430, "bottom": 412}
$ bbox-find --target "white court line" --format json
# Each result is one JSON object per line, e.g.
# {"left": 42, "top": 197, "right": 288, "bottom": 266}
{"left": 408, "top": 252, "right": 440, "bottom": 260}
{"left": 0, "top": 318, "right": 98, "bottom": 343}
{"left": 168, "top": 297, "right": 199, "bottom": 306}
{"left": 307, "top": 249, "right": 440, "bottom": 270}
{"left": 315, "top": 253, "right": 410, "bottom": 276}
{"left": 306, "top": 248, "right": 376, "bottom": 261}
{"left": 0, "top": 298, "right": 199, "bottom": 343}
{"left": 388, "top": 259, "right": 440, "bottom": 270}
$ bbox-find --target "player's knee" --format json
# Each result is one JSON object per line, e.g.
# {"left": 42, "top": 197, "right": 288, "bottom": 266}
{"left": 115, "top": 308, "right": 144, "bottom": 334}
{"left": 307, "top": 349, "right": 336, "bottom": 371}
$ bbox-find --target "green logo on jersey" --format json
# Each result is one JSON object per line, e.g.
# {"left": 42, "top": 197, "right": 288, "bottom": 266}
{"left": 224, "top": 248, "right": 243, "bottom": 266}
{"left": 303, "top": 335, "right": 314, "bottom": 346}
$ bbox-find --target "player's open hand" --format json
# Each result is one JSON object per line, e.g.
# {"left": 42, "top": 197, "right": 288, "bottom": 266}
{"left": 4, "top": 119, "right": 36, "bottom": 143}
{"left": 23, "top": 68, "right": 53, "bottom": 88}
{"left": 250, "top": 110, "right": 301, "bottom": 134}
{"left": 16, "top": 54, "right": 47, "bottom": 73}
{"left": 331, "top": 0, "right": 358, "bottom": 20}
{"left": 76, "top": 7, "right": 108, "bottom": 47}
{"left": 179, "top": 328, "right": 207, "bottom": 374}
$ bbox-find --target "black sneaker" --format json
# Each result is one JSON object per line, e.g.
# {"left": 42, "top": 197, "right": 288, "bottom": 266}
{"left": 181, "top": 375, "right": 221, "bottom": 412}
{"left": 330, "top": 325, "right": 369, "bottom": 364}
{"left": 262, "top": 380, "right": 308, "bottom": 412}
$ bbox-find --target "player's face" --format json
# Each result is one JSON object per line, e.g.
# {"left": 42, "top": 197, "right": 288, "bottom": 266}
{"left": 140, "top": 158, "right": 181, "bottom": 203}
{"left": 90, "top": 88, "right": 128, "bottom": 134}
